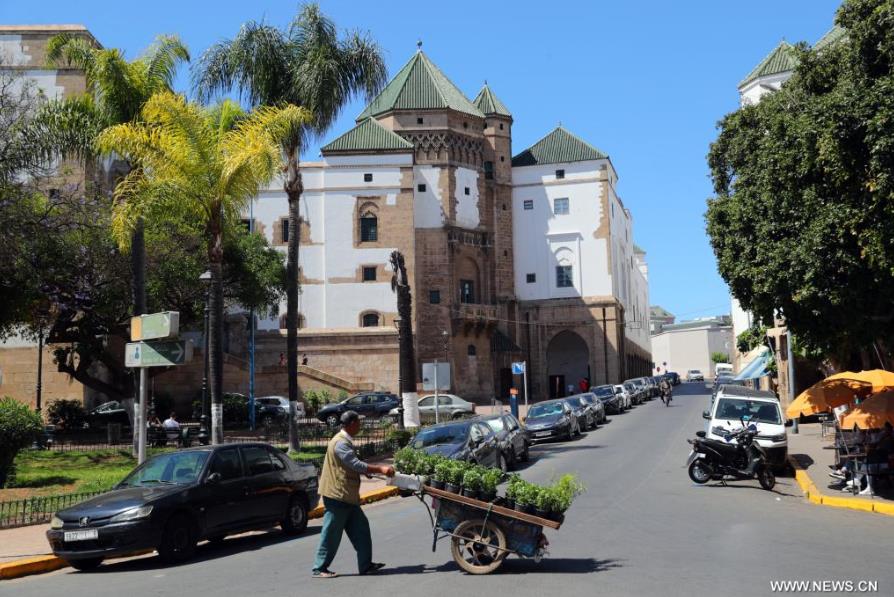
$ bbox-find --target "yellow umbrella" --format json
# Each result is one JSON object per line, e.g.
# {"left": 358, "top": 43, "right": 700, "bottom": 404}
{"left": 785, "top": 378, "right": 863, "bottom": 419}
{"left": 826, "top": 369, "right": 894, "bottom": 396}
{"left": 841, "top": 390, "right": 894, "bottom": 430}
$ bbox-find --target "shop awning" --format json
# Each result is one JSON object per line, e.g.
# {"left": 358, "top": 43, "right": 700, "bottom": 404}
{"left": 734, "top": 347, "right": 770, "bottom": 380}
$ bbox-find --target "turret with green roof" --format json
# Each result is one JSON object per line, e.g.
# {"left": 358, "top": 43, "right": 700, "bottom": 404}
{"left": 512, "top": 126, "right": 607, "bottom": 167}
{"left": 473, "top": 84, "right": 511, "bottom": 119}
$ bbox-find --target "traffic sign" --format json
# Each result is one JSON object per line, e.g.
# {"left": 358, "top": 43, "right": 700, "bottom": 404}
{"left": 422, "top": 362, "right": 451, "bottom": 391}
{"left": 131, "top": 311, "right": 179, "bottom": 341}
{"left": 511, "top": 362, "right": 525, "bottom": 374}
{"left": 126, "top": 340, "right": 193, "bottom": 368}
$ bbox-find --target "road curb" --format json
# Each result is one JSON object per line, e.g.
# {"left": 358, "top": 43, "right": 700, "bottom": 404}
{"left": 788, "top": 456, "right": 893, "bottom": 517}
{"left": 0, "top": 487, "right": 400, "bottom": 581}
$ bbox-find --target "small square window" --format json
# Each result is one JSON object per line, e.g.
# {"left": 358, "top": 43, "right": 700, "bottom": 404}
{"left": 429, "top": 290, "right": 440, "bottom": 304}
{"left": 362, "top": 266, "right": 376, "bottom": 282}
{"left": 556, "top": 265, "right": 573, "bottom": 288}
{"left": 464, "top": 187, "right": 470, "bottom": 195}
{"left": 526, "top": 273, "right": 536, "bottom": 283}
{"left": 500, "top": 156, "right": 505, "bottom": 162}
{"left": 554, "top": 197, "right": 569, "bottom": 215}
{"left": 417, "top": 117, "right": 423, "bottom": 124}
{"left": 463, "top": 122, "right": 468, "bottom": 129}
{"left": 555, "top": 169, "right": 565, "bottom": 179}
{"left": 363, "top": 173, "right": 373, "bottom": 182}
{"left": 499, "top": 123, "right": 504, "bottom": 130}
{"left": 523, "top": 199, "right": 534, "bottom": 210}
{"left": 417, "top": 183, "right": 426, "bottom": 192}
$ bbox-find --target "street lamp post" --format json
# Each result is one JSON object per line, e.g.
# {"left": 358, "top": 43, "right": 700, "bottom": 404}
{"left": 35, "top": 323, "right": 43, "bottom": 416}
{"left": 199, "top": 270, "right": 211, "bottom": 441}
{"left": 393, "top": 316, "right": 404, "bottom": 430}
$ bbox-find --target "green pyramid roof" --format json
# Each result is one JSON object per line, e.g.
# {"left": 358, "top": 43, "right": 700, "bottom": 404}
{"left": 511, "top": 126, "right": 607, "bottom": 167}
{"left": 321, "top": 118, "right": 413, "bottom": 154}
{"left": 473, "top": 84, "right": 511, "bottom": 117}
{"left": 357, "top": 51, "right": 483, "bottom": 120}
{"left": 815, "top": 26, "right": 847, "bottom": 51}
{"left": 739, "top": 41, "right": 798, "bottom": 88}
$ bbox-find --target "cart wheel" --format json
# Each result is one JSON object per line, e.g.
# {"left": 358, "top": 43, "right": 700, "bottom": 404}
{"left": 450, "top": 519, "right": 507, "bottom": 575}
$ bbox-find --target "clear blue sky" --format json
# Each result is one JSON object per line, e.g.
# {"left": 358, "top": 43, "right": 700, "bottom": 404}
{"left": 2, "top": 0, "right": 842, "bottom": 321}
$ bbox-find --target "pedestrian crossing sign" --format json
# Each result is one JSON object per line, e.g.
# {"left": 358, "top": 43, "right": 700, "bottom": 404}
{"left": 512, "top": 362, "right": 525, "bottom": 374}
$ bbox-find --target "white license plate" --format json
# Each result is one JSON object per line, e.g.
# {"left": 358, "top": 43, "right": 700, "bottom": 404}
{"left": 64, "top": 529, "right": 98, "bottom": 542}
{"left": 534, "top": 432, "right": 551, "bottom": 438}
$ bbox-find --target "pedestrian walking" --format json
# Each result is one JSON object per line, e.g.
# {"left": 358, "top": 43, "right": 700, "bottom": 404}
{"left": 313, "top": 410, "right": 395, "bottom": 579}
{"left": 302, "top": 353, "right": 308, "bottom": 366}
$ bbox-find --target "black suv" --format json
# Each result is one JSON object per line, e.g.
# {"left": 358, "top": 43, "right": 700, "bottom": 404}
{"left": 316, "top": 392, "right": 399, "bottom": 426}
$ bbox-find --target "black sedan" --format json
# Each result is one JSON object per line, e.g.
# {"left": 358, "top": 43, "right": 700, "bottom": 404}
{"left": 47, "top": 443, "right": 318, "bottom": 570}
{"left": 564, "top": 396, "right": 593, "bottom": 431}
{"left": 411, "top": 420, "right": 504, "bottom": 470}
{"left": 592, "top": 384, "right": 621, "bottom": 414}
{"left": 479, "top": 413, "right": 530, "bottom": 469}
{"left": 524, "top": 399, "right": 579, "bottom": 442}
{"left": 316, "top": 392, "right": 399, "bottom": 426}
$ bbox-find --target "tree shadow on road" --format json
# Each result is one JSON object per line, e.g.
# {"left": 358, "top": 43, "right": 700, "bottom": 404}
{"left": 365, "top": 557, "right": 621, "bottom": 576}
{"left": 76, "top": 527, "right": 322, "bottom": 574}
{"left": 700, "top": 481, "right": 798, "bottom": 498}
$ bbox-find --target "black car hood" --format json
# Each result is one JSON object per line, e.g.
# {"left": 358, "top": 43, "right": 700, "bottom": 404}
{"left": 526, "top": 414, "right": 564, "bottom": 427}
{"left": 57, "top": 485, "right": 181, "bottom": 520}
{"left": 422, "top": 444, "right": 463, "bottom": 458}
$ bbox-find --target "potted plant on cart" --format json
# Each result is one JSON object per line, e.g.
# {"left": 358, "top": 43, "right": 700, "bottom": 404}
{"left": 514, "top": 481, "right": 540, "bottom": 514}
{"left": 540, "top": 473, "right": 584, "bottom": 522}
{"left": 461, "top": 467, "right": 483, "bottom": 499}
{"left": 431, "top": 459, "right": 451, "bottom": 490}
{"left": 504, "top": 473, "right": 523, "bottom": 509}
{"left": 394, "top": 446, "right": 418, "bottom": 475}
{"left": 480, "top": 467, "right": 502, "bottom": 502}
{"left": 444, "top": 460, "right": 465, "bottom": 494}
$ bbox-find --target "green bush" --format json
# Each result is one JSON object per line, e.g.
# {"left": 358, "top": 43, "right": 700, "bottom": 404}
{"left": 481, "top": 467, "right": 503, "bottom": 494}
{"left": 337, "top": 390, "right": 349, "bottom": 401}
{"left": 0, "top": 397, "right": 43, "bottom": 487}
{"left": 514, "top": 481, "right": 542, "bottom": 507}
{"left": 434, "top": 459, "right": 453, "bottom": 483}
{"left": 46, "top": 398, "right": 86, "bottom": 430}
{"left": 462, "top": 467, "right": 482, "bottom": 490}
{"left": 385, "top": 428, "right": 416, "bottom": 448}
{"left": 303, "top": 390, "right": 324, "bottom": 415}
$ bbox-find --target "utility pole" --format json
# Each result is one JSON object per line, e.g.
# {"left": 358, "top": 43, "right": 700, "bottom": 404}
{"left": 35, "top": 323, "right": 43, "bottom": 416}
{"left": 248, "top": 201, "right": 256, "bottom": 431}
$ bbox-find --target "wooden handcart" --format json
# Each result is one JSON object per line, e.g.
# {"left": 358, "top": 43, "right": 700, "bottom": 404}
{"left": 417, "top": 486, "right": 562, "bottom": 575}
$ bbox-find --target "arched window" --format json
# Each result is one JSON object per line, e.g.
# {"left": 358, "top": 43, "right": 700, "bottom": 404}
{"left": 360, "top": 212, "right": 378, "bottom": 242}
{"left": 361, "top": 312, "right": 380, "bottom": 327}
{"left": 467, "top": 344, "right": 477, "bottom": 356}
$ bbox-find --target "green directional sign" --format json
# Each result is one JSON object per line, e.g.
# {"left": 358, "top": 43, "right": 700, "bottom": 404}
{"left": 126, "top": 340, "right": 193, "bottom": 368}
{"left": 131, "top": 311, "right": 179, "bottom": 341}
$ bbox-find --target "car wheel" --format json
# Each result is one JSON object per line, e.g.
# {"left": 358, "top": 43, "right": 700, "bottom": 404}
{"left": 281, "top": 493, "right": 309, "bottom": 535}
{"left": 69, "top": 558, "right": 103, "bottom": 571}
{"left": 158, "top": 513, "right": 197, "bottom": 564}
{"left": 451, "top": 411, "right": 464, "bottom": 420}
{"left": 260, "top": 415, "right": 274, "bottom": 427}
{"left": 326, "top": 414, "right": 340, "bottom": 427}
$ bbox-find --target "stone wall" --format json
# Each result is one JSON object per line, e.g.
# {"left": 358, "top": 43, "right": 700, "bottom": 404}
{"left": 0, "top": 344, "right": 86, "bottom": 410}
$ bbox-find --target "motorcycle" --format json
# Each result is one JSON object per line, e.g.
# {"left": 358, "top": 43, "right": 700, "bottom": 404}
{"left": 686, "top": 419, "right": 776, "bottom": 490}
{"left": 661, "top": 387, "right": 672, "bottom": 406}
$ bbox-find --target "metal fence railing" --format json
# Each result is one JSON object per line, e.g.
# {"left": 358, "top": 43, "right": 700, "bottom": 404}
{"left": 0, "top": 491, "right": 106, "bottom": 529}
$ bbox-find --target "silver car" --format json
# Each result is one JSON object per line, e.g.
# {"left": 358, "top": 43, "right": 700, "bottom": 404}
{"left": 613, "top": 385, "right": 631, "bottom": 410}
{"left": 389, "top": 393, "right": 475, "bottom": 422}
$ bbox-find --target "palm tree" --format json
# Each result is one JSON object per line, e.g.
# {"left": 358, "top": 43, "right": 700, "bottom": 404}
{"left": 96, "top": 92, "right": 311, "bottom": 444}
{"left": 193, "top": 2, "right": 386, "bottom": 450}
{"left": 43, "top": 33, "right": 190, "bottom": 317}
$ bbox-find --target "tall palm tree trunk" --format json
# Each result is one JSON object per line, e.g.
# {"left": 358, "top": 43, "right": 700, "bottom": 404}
{"left": 208, "top": 209, "right": 225, "bottom": 444}
{"left": 285, "top": 148, "right": 302, "bottom": 452}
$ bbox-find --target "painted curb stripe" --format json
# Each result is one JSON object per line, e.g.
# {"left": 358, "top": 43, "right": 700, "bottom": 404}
{"left": 788, "top": 456, "right": 894, "bottom": 517}
{"left": 0, "top": 486, "right": 399, "bottom": 581}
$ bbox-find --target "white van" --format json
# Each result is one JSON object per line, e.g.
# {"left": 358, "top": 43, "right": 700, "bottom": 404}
{"left": 702, "top": 385, "right": 790, "bottom": 469}
{"left": 714, "top": 363, "right": 733, "bottom": 378}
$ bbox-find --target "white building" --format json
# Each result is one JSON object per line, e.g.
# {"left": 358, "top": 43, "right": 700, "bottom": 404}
{"left": 650, "top": 317, "right": 733, "bottom": 380}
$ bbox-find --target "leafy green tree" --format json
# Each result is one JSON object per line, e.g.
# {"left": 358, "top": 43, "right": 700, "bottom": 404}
{"left": 193, "top": 2, "right": 386, "bottom": 450}
{"left": 0, "top": 396, "right": 43, "bottom": 487}
{"left": 710, "top": 352, "right": 731, "bottom": 365}
{"left": 96, "top": 92, "right": 307, "bottom": 443}
{"left": 706, "top": 0, "right": 894, "bottom": 363}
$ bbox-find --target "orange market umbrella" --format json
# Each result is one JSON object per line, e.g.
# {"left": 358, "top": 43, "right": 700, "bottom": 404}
{"left": 785, "top": 378, "right": 863, "bottom": 419}
{"left": 826, "top": 369, "right": 894, "bottom": 396}
{"left": 841, "top": 390, "right": 894, "bottom": 430}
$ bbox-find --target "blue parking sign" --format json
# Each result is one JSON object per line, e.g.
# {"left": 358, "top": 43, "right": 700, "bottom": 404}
{"left": 512, "top": 362, "right": 525, "bottom": 375}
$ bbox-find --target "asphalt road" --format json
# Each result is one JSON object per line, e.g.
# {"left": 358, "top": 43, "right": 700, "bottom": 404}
{"left": 8, "top": 384, "right": 894, "bottom": 597}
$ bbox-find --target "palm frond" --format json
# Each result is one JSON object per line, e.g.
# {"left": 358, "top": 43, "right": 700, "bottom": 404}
{"left": 45, "top": 33, "right": 97, "bottom": 72}
{"left": 341, "top": 30, "right": 387, "bottom": 101}
{"left": 141, "top": 34, "right": 191, "bottom": 93}
{"left": 27, "top": 95, "right": 105, "bottom": 163}
{"left": 238, "top": 103, "right": 313, "bottom": 153}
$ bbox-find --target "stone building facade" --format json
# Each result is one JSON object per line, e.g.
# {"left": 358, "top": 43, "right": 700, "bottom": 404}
{"left": 246, "top": 48, "right": 652, "bottom": 404}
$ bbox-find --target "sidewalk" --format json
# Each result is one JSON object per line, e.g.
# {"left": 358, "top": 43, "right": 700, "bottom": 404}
{"left": 788, "top": 422, "right": 894, "bottom": 514}
{"left": 0, "top": 455, "right": 395, "bottom": 564}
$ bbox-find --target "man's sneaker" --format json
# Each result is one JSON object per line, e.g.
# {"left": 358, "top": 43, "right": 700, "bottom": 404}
{"left": 312, "top": 569, "right": 338, "bottom": 579}
{"left": 360, "top": 562, "right": 386, "bottom": 575}
{"left": 829, "top": 471, "right": 845, "bottom": 479}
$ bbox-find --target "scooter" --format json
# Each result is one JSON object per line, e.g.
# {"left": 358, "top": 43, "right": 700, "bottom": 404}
{"left": 661, "top": 388, "right": 672, "bottom": 406}
{"left": 686, "top": 419, "right": 776, "bottom": 490}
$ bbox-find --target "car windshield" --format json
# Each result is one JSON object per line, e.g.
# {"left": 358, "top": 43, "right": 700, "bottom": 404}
{"left": 528, "top": 402, "right": 564, "bottom": 418}
{"left": 119, "top": 451, "right": 210, "bottom": 487}
{"left": 690, "top": 370, "right": 701, "bottom": 375}
{"left": 412, "top": 424, "right": 468, "bottom": 448}
{"left": 593, "top": 386, "right": 614, "bottom": 398}
{"left": 484, "top": 418, "right": 505, "bottom": 433}
{"left": 715, "top": 398, "right": 781, "bottom": 425}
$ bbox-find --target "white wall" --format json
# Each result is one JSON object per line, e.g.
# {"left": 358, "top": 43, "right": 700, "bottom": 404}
{"left": 249, "top": 153, "right": 413, "bottom": 330}
{"left": 512, "top": 159, "right": 611, "bottom": 301}
{"left": 650, "top": 325, "right": 734, "bottom": 379}
{"left": 0, "top": 35, "right": 64, "bottom": 99}
{"left": 454, "top": 167, "right": 480, "bottom": 229}
{"left": 414, "top": 166, "right": 445, "bottom": 228}
{"left": 738, "top": 71, "right": 792, "bottom": 106}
